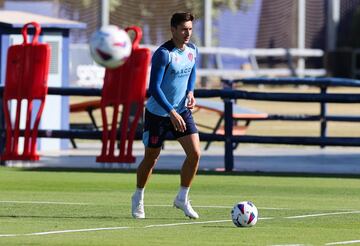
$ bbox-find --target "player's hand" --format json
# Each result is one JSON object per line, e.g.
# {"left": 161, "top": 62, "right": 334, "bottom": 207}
{"left": 186, "top": 91, "right": 196, "bottom": 109}
{"left": 169, "top": 110, "right": 186, "bottom": 132}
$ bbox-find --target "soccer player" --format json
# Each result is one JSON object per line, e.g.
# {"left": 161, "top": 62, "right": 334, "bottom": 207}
{"left": 131, "top": 12, "right": 200, "bottom": 219}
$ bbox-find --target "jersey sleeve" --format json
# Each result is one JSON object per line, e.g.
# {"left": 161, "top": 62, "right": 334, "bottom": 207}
{"left": 149, "top": 48, "right": 174, "bottom": 113}
{"left": 187, "top": 45, "right": 198, "bottom": 93}
{"left": 187, "top": 63, "right": 196, "bottom": 93}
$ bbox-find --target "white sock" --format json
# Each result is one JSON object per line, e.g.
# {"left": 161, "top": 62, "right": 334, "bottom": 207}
{"left": 134, "top": 188, "right": 144, "bottom": 201}
{"left": 177, "top": 186, "right": 190, "bottom": 201}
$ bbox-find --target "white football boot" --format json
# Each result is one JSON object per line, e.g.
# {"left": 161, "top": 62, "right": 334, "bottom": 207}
{"left": 131, "top": 194, "right": 145, "bottom": 219}
{"left": 173, "top": 196, "right": 199, "bottom": 219}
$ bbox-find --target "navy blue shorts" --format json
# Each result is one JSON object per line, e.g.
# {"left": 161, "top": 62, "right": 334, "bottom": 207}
{"left": 142, "top": 109, "right": 198, "bottom": 148}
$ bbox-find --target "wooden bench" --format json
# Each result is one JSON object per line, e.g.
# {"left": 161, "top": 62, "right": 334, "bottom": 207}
{"left": 69, "top": 99, "right": 102, "bottom": 148}
{"left": 194, "top": 99, "right": 268, "bottom": 150}
{"left": 70, "top": 99, "right": 101, "bottom": 128}
{"left": 70, "top": 98, "right": 268, "bottom": 150}
{"left": 69, "top": 99, "right": 145, "bottom": 148}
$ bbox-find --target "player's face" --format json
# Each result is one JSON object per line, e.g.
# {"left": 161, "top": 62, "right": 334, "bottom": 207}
{"left": 171, "top": 20, "right": 193, "bottom": 46}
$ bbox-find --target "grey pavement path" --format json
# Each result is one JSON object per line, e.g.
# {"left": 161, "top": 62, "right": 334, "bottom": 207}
{"left": 5, "top": 141, "right": 360, "bottom": 175}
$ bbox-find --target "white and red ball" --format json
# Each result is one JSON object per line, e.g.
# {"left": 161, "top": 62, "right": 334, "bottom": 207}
{"left": 231, "top": 201, "right": 258, "bottom": 227}
{"left": 89, "top": 25, "right": 132, "bottom": 68}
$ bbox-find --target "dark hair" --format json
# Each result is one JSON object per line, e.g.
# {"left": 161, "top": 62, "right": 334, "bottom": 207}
{"left": 170, "top": 12, "right": 194, "bottom": 28}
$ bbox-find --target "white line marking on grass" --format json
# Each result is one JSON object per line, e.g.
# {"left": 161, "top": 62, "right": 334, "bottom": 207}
{"left": 260, "top": 217, "right": 274, "bottom": 220}
{"left": 25, "top": 227, "right": 131, "bottom": 236}
{"left": 0, "top": 234, "right": 18, "bottom": 237}
{"left": 325, "top": 239, "right": 360, "bottom": 245}
{"left": 0, "top": 201, "right": 90, "bottom": 205}
{"left": 0, "top": 218, "right": 273, "bottom": 237}
{"left": 144, "top": 217, "right": 272, "bottom": 229}
{"left": 285, "top": 211, "right": 360, "bottom": 219}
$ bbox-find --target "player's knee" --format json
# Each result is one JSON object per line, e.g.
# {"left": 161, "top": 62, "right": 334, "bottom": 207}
{"left": 144, "top": 156, "right": 159, "bottom": 166}
{"left": 139, "top": 156, "right": 158, "bottom": 172}
{"left": 187, "top": 149, "right": 201, "bottom": 163}
{"left": 150, "top": 157, "right": 159, "bottom": 166}
{"left": 144, "top": 148, "right": 161, "bottom": 164}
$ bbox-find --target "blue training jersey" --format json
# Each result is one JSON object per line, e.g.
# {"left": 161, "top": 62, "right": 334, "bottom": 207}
{"left": 146, "top": 40, "right": 197, "bottom": 117}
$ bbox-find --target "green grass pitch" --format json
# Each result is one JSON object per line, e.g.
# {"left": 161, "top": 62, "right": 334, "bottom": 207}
{"left": 0, "top": 167, "right": 359, "bottom": 245}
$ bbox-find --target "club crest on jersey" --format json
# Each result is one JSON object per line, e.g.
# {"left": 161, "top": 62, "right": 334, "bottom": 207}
{"left": 188, "top": 53, "right": 193, "bottom": 61}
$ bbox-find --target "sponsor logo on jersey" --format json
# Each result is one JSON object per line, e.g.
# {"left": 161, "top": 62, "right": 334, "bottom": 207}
{"left": 170, "top": 67, "right": 192, "bottom": 76}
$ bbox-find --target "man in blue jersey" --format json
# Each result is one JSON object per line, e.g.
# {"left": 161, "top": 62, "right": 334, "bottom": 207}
{"left": 131, "top": 12, "right": 200, "bottom": 219}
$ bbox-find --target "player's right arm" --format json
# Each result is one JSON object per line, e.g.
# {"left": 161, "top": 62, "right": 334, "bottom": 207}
{"left": 149, "top": 49, "right": 173, "bottom": 113}
{"left": 149, "top": 49, "right": 186, "bottom": 132}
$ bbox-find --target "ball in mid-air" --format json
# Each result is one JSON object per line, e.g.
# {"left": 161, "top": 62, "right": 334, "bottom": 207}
{"left": 89, "top": 25, "right": 132, "bottom": 68}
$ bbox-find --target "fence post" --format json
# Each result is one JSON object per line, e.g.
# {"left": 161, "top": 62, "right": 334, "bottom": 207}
{"left": 223, "top": 98, "right": 234, "bottom": 172}
{"left": 320, "top": 86, "right": 327, "bottom": 148}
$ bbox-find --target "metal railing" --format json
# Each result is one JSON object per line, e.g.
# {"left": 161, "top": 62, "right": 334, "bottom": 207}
{"left": 2, "top": 77, "right": 360, "bottom": 171}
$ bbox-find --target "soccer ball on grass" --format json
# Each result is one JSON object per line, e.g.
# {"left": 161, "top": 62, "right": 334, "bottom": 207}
{"left": 231, "top": 201, "right": 258, "bottom": 227}
{"left": 89, "top": 25, "right": 132, "bottom": 68}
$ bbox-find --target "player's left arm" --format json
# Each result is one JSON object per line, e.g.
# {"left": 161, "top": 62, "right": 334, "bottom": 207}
{"left": 186, "top": 64, "right": 196, "bottom": 109}
{"left": 186, "top": 46, "right": 198, "bottom": 109}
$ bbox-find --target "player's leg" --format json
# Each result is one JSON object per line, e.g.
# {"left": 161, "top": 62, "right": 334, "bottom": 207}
{"left": 178, "top": 133, "right": 201, "bottom": 188}
{"left": 132, "top": 109, "right": 166, "bottom": 219}
{"left": 173, "top": 133, "right": 201, "bottom": 219}
{"left": 136, "top": 147, "right": 161, "bottom": 188}
{"left": 132, "top": 147, "right": 161, "bottom": 219}
{"left": 172, "top": 109, "right": 201, "bottom": 219}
